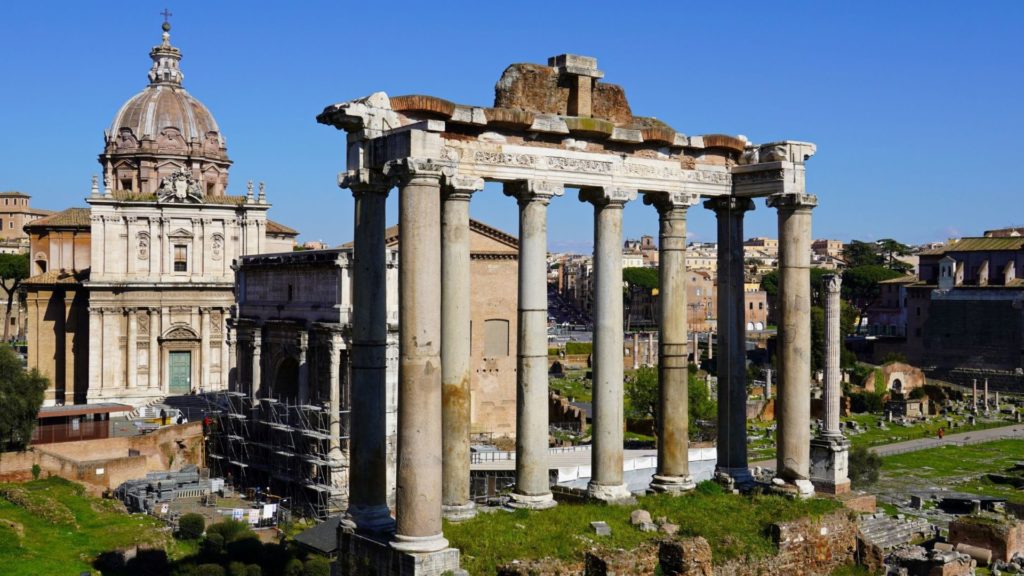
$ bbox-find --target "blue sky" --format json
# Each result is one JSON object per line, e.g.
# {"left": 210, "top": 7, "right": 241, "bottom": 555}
{"left": 2, "top": 1, "right": 1022, "bottom": 250}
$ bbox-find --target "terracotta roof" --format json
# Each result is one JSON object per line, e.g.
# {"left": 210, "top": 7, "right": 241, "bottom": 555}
{"left": 266, "top": 219, "right": 298, "bottom": 236}
{"left": 919, "top": 237, "right": 1024, "bottom": 255}
{"left": 0, "top": 191, "right": 30, "bottom": 198}
{"left": 23, "top": 268, "right": 90, "bottom": 286}
{"left": 25, "top": 207, "right": 91, "bottom": 230}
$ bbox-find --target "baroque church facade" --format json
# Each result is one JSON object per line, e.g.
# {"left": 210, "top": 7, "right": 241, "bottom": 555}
{"left": 24, "top": 22, "right": 297, "bottom": 406}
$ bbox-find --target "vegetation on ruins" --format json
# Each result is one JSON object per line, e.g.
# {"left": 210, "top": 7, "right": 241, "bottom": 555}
{"left": 0, "top": 344, "right": 48, "bottom": 452}
{"left": 445, "top": 488, "right": 842, "bottom": 575}
{"left": 881, "top": 438, "right": 1024, "bottom": 504}
{"left": 0, "top": 253, "right": 28, "bottom": 340}
{"left": 178, "top": 512, "right": 206, "bottom": 540}
{"left": 624, "top": 366, "right": 716, "bottom": 440}
{"left": 622, "top": 266, "right": 659, "bottom": 290}
{"left": 848, "top": 445, "right": 882, "bottom": 488}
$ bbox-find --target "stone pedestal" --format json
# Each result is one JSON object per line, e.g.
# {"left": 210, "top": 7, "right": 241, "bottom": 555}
{"left": 810, "top": 436, "right": 851, "bottom": 494}
{"left": 338, "top": 529, "right": 464, "bottom": 576}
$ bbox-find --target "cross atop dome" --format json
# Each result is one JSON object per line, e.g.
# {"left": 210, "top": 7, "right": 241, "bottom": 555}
{"left": 148, "top": 14, "right": 183, "bottom": 85}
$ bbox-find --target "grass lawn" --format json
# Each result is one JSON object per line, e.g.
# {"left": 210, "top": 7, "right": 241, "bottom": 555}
{"left": 0, "top": 476, "right": 183, "bottom": 575}
{"left": 550, "top": 369, "right": 593, "bottom": 403}
{"left": 445, "top": 486, "right": 843, "bottom": 575}
{"left": 844, "top": 413, "right": 1009, "bottom": 450}
{"left": 881, "top": 438, "right": 1024, "bottom": 503}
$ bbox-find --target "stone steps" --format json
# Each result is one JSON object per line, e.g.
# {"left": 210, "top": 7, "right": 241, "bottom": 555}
{"left": 858, "top": 513, "right": 933, "bottom": 549}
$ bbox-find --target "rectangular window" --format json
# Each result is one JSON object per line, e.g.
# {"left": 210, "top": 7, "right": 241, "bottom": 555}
{"left": 173, "top": 244, "right": 188, "bottom": 272}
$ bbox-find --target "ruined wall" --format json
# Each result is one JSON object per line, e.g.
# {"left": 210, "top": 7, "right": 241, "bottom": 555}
{"left": 949, "top": 516, "right": 1024, "bottom": 562}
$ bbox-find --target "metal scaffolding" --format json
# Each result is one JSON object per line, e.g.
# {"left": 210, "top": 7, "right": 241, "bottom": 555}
{"left": 205, "top": 392, "right": 349, "bottom": 520}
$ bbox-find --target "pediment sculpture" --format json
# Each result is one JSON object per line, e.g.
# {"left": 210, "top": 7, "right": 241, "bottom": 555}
{"left": 157, "top": 168, "right": 204, "bottom": 203}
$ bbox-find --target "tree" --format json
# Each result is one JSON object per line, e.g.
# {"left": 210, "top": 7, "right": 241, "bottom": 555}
{"left": 178, "top": 513, "right": 206, "bottom": 540}
{"left": 623, "top": 366, "right": 716, "bottom": 441}
{"left": 842, "top": 265, "right": 904, "bottom": 327}
{"left": 0, "top": 253, "right": 28, "bottom": 340}
{"left": 0, "top": 344, "right": 47, "bottom": 451}
{"left": 848, "top": 445, "right": 881, "bottom": 488}
{"left": 842, "top": 240, "right": 882, "bottom": 268}
{"left": 876, "top": 238, "right": 913, "bottom": 272}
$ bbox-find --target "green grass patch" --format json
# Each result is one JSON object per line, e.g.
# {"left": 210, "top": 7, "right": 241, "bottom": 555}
{"left": 882, "top": 438, "right": 1024, "bottom": 503}
{"left": 550, "top": 369, "right": 592, "bottom": 403}
{"left": 0, "top": 477, "right": 173, "bottom": 575}
{"left": 846, "top": 414, "right": 1010, "bottom": 450}
{"left": 445, "top": 489, "right": 842, "bottom": 575}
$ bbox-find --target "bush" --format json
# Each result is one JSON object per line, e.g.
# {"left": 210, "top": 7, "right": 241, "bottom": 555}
{"left": 849, "top": 445, "right": 881, "bottom": 488}
{"left": 178, "top": 513, "right": 206, "bottom": 540}
{"left": 202, "top": 532, "right": 224, "bottom": 556}
{"left": 303, "top": 556, "right": 332, "bottom": 576}
{"left": 226, "top": 537, "right": 263, "bottom": 565}
{"left": 30, "top": 463, "right": 40, "bottom": 480}
{"left": 245, "top": 566, "right": 262, "bottom": 576}
{"left": 195, "top": 564, "right": 225, "bottom": 576}
{"left": 694, "top": 480, "right": 724, "bottom": 496}
{"left": 284, "top": 558, "right": 304, "bottom": 576}
{"left": 207, "top": 519, "right": 253, "bottom": 543}
{"left": 228, "top": 562, "right": 247, "bottom": 576}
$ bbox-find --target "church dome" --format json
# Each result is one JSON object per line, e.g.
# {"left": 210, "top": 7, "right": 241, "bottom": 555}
{"left": 104, "top": 23, "right": 227, "bottom": 158}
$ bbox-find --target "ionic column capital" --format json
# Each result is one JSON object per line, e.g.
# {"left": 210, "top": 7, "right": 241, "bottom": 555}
{"left": 579, "top": 187, "right": 637, "bottom": 208}
{"left": 503, "top": 180, "right": 564, "bottom": 206}
{"left": 443, "top": 174, "right": 485, "bottom": 201}
{"left": 703, "top": 195, "right": 755, "bottom": 214}
{"left": 643, "top": 191, "right": 700, "bottom": 215}
{"left": 766, "top": 192, "right": 818, "bottom": 212}
{"left": 383, "top": 157, "right": 454, "bottom": 185}
{"left": 339, "top": 169, "right": 392, "bottom": 196}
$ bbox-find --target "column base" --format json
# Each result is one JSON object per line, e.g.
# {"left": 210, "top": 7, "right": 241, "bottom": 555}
{"left": 587, "top": 481, "right": 634, "bottom": 504}
{"left": 390, "top": 532, "right": 450, "bottom": 554}
{"left": 441, "top": 501, "right": 478, "bottom": 521}
{"left": 770, "top": 477, "right": 816, "bottom": 499}
{"left": 715, "top": 466, "right": 754, "bottom": 491}
{"left": 508, "top": 491, "right": 557, "bottom": 510}
{"left": 810, "top": 435, "right": 851, "bottom": 495}
{"left": 648, "top": 474, "right": 696, "bottom": 494}
{"left": 339, "top": 530, "right": 464, "bottom": 576}
{"left": 343, "top": 503, "right": 396, "bottom": 535}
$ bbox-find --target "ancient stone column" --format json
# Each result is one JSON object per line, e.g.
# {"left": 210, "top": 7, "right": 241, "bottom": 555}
{"left": 822, "top": 275, "right": 842, "bottom": 437}
{"left": 647, "top": 192, "right": 698, "bottom": 493}
{"left": 972, "top": 379, "right": 978, "bottom": 412}
{"left": 506, "top": 180, "right": 561, "bottom": 510}
{"left": 582, "top": 187, "right": 636, "bottom": 502}
{"left": 692, "top": 331, "right": 699, "bottom": 365}
{"left": 340, "top": 170, "right": 394, "bottom": 534}
{"left": 707, "top": 331, "right": 714, "bottom": 360}
{"left": 984, "top": 379, "right": 990, "bottom": 414}
{"left": 705, "top": 196, "right": 754, "bottom": 487}
{"left": 648, "top": 332, "right": 655, "bottom": 367}
{"left": 632, "top": 333, "right": 640, "bottom": 370}
{"left": 768, "top": 192, "right": 818, "bottom": 496}
{"left": 297, "top": 331, "right": 309, "bottom": 404}
{"left": 225, "top": 321, "right": 235, "bottom": 392}
{"left": 149, "top": 309, "right": 159, "bottom": 389}
{"left": 250, "top": 329, "right": 262, "bottom": 400}
{"left": 389, "top": 158, "right": 449, "bottom": 553}
{"left": 441, "top": 174, "right": 484, "bottom": 520}
{"left": 126, "top": 309, "right": 138, "bottom": 390}
{"left": 327, "top": 331, "right": 343, "bottom": 466}
{"left": 765, "top": 368, "right": 772, "bottom": 400}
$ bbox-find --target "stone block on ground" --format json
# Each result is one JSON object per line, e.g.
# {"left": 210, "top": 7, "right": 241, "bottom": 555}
{"left": 630, "top": 509, "right": 652, "bottom": 526}
{"left": 658, "top": 537, "right": 713, "bottom": 576}
{"left": 591, "top": 521, "right": 611, "bottom": 536}
{"left": 497, "top": 557, "right": 582, "bottom": 576}
{"left": 585, "top": 543, "right": 658, "bottom": 576}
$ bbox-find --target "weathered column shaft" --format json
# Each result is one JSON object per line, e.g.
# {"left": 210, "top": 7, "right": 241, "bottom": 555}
{"left": 507, "top": 181, "right": 560, "bottom": 510}
{"left": 250, "top": 329, "right": 261, "bottom": 400}
{"left": 327, "top": 333, "right": 342, "bottom": 464}
{"left": 769, "top": 193, "right": 817, "bottom": 492}
{"left": 441, "top": 176, "right": 482, "bottom": 519}
{"left": 706, "top": 196, "right": 754, "bottom": 484}
{"left": 297, "top": 332, "right": 309, "bottom": 404}
{"left": 149, "top": 309, "right": 159, "bottom": 389}
{"left": 649, "top": 194, "right": 697, "bottom": 492}
{"left": 584, "top": 187, "right": 635, "bottom": 501}
{"left": 822, "top": 274, "right": 842, "bottom": 437}
{"left": 343, "top": 173, "right": 394, "bottom": 533}
{"left": 392, "top": 160, "right": 448, "bottom": 552}
{"left": 200, "top": 308, "right": 210, "bottom": 392}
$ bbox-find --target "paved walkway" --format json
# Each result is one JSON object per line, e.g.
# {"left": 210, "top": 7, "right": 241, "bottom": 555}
{"left": 751, "top": 423, "right": 1024, "bottom": 469}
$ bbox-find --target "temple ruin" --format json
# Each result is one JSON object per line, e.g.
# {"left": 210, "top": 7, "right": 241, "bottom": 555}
{"left": 317, "top": 54, "right": 819, "bottom": 574}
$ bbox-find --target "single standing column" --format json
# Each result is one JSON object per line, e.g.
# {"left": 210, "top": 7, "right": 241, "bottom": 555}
{"left": 705, "top": 196, "right": 755, "bottom": 488}
{"left": 250, "top": 329, "right": 262, "bottom": 400}
{"left": 200, "top": 308, "right": 210, "bottom": 393}
{"left": 149, "top": 309, "right": 159, "bottom": 389}
{"left": 822, "top": 275, "right": 842, "bottom": 437}
{"left": 340, "top": 170, "right": 394, "bottom": 534}
{"left": 224, "top": 321, "right": 235, "bottom": 392}
{"left": 972, "top": 379, "right": 978, "bottom": 412}
{"left": 707, "top": 331, "right": 713, "bottom": 359}
{"left": 984, "top": 379, "right": 990, "bottom": 414}
{"left": 647, "top": 192, "right": 698, "bottom": 493}
{"left": 692, "top": 331, "right": 698, "bottom": 365}
{"left": 389, "top": 159, "right": 449, "bottom": 553}
{"left": 506, "top": 180, "right": 562, "bottom": 510}
{"left": 648, "top": 332, "right": 655, "bottom": 367}
{"left": 768, "top": 192, "right": 818, "bottom": 496}
{"left": 126, "top": 309, "right": 138, "bottom": 389}
{"left": 810, "top": 273, "right": 850, "bottom": 494}
{"left": 765, "top": 368, "right": 772, "bottom": 400}
{"left": 327, "top": 332, "right": 343, "bottom": 466}
{"left": 297, "top": 331, "right": 309, "bottom": 404}
{"left": 632, "top": 333, "right": 640, "bottom": 370}
{"left": 582, "top": 187, "right": 636, "bottom": 502}
{"left": 441, "top": 175, "right": 484, "bottom": 520}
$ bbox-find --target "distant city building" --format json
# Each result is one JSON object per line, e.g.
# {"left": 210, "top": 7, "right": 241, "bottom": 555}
{"left": 0, "top": 191, "right": 52, "bottom": 253}
{"left": 811, "top": 238, "right": 844, "bottom": 259}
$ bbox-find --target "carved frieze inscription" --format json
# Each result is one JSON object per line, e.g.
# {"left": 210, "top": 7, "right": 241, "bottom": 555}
{"left": 732, "top": 169, "right": 785, "bottom": 186}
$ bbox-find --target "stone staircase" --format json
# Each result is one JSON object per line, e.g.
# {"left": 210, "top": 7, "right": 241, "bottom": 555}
{"left": 857, "top": 513, "right": 934, "bottom": 549}
{"left": 163, "top": 394, "right": 215, "bottom": 422}
{"left": 125, "top": 396, "right": 166, "bottom": 420}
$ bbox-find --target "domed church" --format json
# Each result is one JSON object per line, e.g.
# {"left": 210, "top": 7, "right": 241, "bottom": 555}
{"left": 24, "top": 21, "right": 298, "bottom": 407}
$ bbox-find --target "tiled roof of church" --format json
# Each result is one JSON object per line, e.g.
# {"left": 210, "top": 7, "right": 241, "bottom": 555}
{"left": 24, "top": 207, "right": 91, "bottom": 230}
{"left": 23, "top": 267, "right": 90, "bottom": 286}
{"left": 267, "top": 220, "right": 298, "bottom": 236}
{"left": 919, "top": 237, "right": 1024, "bottom": 255}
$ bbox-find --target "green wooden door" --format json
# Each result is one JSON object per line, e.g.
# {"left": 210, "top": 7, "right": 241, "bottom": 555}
{"left": 168, "top": 351, "right": 191, "bottom": 394}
